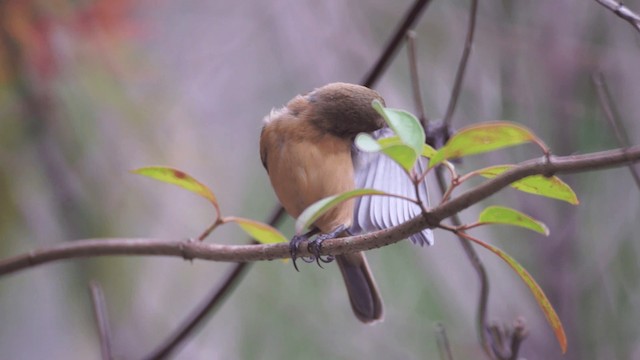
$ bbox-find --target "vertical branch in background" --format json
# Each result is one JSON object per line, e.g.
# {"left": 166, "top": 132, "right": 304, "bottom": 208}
{"left": 409, "top": 0, "right": 497, "bottom": 357}
{"left": 443, "top": 0, "right": 478, "bottom": 126}
{"left": 143, "top": 1, "right": 437, "bottom": 358}
{"left": 593, "top": 72, "right": 640, "bottom": 190}
{"left": 144, "top": 207, "right": 285, "bottom": 360}
{"left": 594, "top": 0, "right": 640, "bottom": 34}
{"left": 436, "top": 323, "right": 455, "bottom": 360}
{"left": 89, "top": 282, "right": 113, "bottom": 360}
{"left": 406, "top": 30, "right": 428, "bottom": 125}
{"left": 434, "top": 167, "right": 492, "bottom": 357}
{"left": 361, "top": 0, "right": 434, "bottom": 88}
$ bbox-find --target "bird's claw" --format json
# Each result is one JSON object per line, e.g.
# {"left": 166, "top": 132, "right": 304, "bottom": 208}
{"left": 290, "top": 234, "right": 315, "bottom": 271}
{"left": 290, "top": 226, "right": 343, "bottom": 270}
{"left": 308, "top": 235, "right": 335, "bottom": 268}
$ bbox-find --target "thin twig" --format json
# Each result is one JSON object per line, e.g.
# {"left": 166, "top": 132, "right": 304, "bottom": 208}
{"left": 435, "top": 166, "right": 492, "bottom": 357}
{"left": 429, "top": 3, "right": 488, "bottom": 353}
{"left": 144, "top": 262, "right": 250, "bottom": 360}
{"left": 144, "top": 206, "right": 286, "bottom": 360}
{"left": 406, "top": 30, "right": 428, "bottom": 125}
{"left": 595, "top": 0, "right": 640, "bottom": 34}
{"left": 443, "top": 0, "right": 478, "bottom": 126}
{"left": 508, "top": 317, "right": 528, "bottom": 360}
{"left": 1, "top": 145, "right": 639, "bottom": 275}
{"left": 361, "top": 0, "right": 434, "bottom": 88}
{"left": 592, "top": 72, "right": 640, "bottom": 190}
{"left": 89, "top": 281, "right": 113, "bottom": 360}
{"left": 436, "top": 322, "right": 455, "bottom": 360}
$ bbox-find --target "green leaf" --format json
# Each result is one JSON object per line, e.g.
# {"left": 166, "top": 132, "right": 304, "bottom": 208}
{"left": 429, "top": 121, "right": 539, "bottom": 167}
{"left": 375, "top": 134, "right": 436, "bottom": 158}
{"left": 477, "top": 165, "right": 579, "bottom": 205}
{"left": 372, "top": 100, "right": 425, "bottom": 157}
{"left": 465, "top": 235, "right": 567, "bottom": 354}
{"left": 381, "top": 144, "right": 418, "bottom": 173}
{"left": 296, "top": 188, "right": 389, "bottom": 234}
{"left": 226, "top": 216, "right": 287, "bottom": 244}
{"left": 422, "top": 143, "right": 437, "bottom": 158}
{"left": 354, "top": 133, "right": 382, "bottom": 152}
{"left": 478, "top": 206, "right": 549, "bottom": 235}
{"left": 355, "top": 134, "right": 418, "bottom": 173}
{"left": 132, "top": 166, "right": 218, "bottom": 206}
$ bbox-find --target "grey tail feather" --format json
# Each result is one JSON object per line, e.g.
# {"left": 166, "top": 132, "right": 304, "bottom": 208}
{"left": 335, "top": 252, "right": 383, "bottom": 323}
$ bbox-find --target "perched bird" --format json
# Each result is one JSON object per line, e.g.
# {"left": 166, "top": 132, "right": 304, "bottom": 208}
{"left": 260, "top": 82, "right": 434, "bottom": 323}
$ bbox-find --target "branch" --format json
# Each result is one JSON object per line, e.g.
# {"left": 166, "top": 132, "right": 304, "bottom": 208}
{"left": 89, "top": 281, "right": 113, "bottom": 360}
{"left": 593, "top": 72, "right": 640, "bottom": 190}
{"left": 1, "top": 145, "right": 639, "bottom": 276}
{"left": 595, "top": 0, "right": 640, "bottom": 34}
{"left": 361, "top": 0, "right": 433, "bottom": 88}
{"left": 435, "top": 165, "right": 492, "bottom": 356}
{"left": 443, "top": 0, "right": 478, "bottom": 126}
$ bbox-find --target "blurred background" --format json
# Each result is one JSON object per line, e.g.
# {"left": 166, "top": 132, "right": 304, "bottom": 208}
{"left": 1, "top": 0, "right": 639, "bottom": 359}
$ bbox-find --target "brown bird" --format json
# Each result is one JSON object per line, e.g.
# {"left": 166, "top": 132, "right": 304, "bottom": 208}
{"left": 260, "top": 82, "right": 433, "bottom": 323}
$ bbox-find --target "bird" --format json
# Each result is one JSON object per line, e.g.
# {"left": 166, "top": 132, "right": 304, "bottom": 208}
{"left": 259, "top": 82, "right": 434, "bottom": 323}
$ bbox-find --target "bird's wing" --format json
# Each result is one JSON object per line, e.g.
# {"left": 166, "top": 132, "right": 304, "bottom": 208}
{"left": 352, "top": 128, "right": 435, "bottom": 246}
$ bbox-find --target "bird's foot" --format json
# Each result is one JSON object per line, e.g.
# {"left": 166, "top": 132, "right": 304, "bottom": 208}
{"left": 290, "top": 229, "right": 319, "bottom": 271}
{"left": 308, "top": 225, "right": 347, "bottom": 267}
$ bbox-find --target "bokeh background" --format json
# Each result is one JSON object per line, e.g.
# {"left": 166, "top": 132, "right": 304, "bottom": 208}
{"left": 1, "top": 0, "right": 639, "bottom": 359}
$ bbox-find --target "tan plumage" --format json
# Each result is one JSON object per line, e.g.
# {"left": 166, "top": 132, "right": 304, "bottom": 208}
{"left": 260, "top": 83, "right": 385, "bottom": 323}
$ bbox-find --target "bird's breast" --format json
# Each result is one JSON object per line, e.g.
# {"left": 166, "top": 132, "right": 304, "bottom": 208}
{"left": 261, "top": 120, "right": 356, "bottom": 232}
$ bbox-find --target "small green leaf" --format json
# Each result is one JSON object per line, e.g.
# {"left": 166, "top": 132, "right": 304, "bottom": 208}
{"left": 355, "top": 134, "right": 418, "bottom": 174}
{"left": 372, "top": 100, "right": 425, "bottom": 157}
{"left": 429, "top": 122, "right": 539, "bottom": 167}
{"left": 226, "top": 217, "right": 287, "bottom": 244}
{"left": 354, "top": 133, "right": 382, "bottom": 152}
{"left": 381, "top": 144, "right": 418, "bottom": 173}
{"left": 374, "top": 134, "right": 436, "bottom": 158}
{"left": 477, "top": 165, "right": 579, "bottom": 205}
{"left": 377, "top": 135, "right": 403, "bottom": 147}
{"left": 132, "top": 166, "right": 218, "bottom": 206}
{"left": 478, "top": 206, "right": 549, "bottom": 235}
{"left": 466, "top": 235, "right": 567, "bottom": 354}
{"left": 422, "top": 143, "right": 437, "bottom": 158}
{"left": 296, "top": 189, "right": 389, "bottom": 233}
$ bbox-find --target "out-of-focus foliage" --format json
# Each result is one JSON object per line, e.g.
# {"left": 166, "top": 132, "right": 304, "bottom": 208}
{"left": 1, "top": 1, "right": 639, "bottom": 359}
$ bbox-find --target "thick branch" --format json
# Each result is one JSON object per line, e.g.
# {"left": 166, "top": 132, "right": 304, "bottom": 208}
{"left": 1, "top": 145, "right": 639, "bottom": 277}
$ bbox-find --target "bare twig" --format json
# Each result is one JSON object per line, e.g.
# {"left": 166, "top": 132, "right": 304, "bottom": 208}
{"left": 89, "top": 281, "right": 113, "bottom": 360}
{"left": 593, "top": 72, "right": 640, "bottom": 190}
{"left": 361, "top": 0, "right": 434, "bottom": 88}
{"left": 508, "top": 317, "right": 528, "bottom": 360}
{"left": 143, "top": 207, "right": 285, "bottom": 360}
{"left": 144, "top": 262, "right": 249, "bottom": 360}
{"left": 435, "top": 166, "right": 492, "bottom": 357}
{"left": 595, "top": 0, "right": 640, "bottom": 34}
{"left": 406, "top": 30, "right": 428, "bottom": 125}
{"left": 436, "top": 322, "right": 455, "bottom": 360}
{"left": 443, "top": 0, "right": 478, "bottom": 126}
{"left": 429, "top": 2, "right": 490, "bottom": 355}
{"left": 2, "top": 145, "right": 639, "bottom": 275}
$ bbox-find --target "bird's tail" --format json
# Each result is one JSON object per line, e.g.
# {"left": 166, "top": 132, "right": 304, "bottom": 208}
{"left": 335, "top": 251, "right": 383, "bottom": 323}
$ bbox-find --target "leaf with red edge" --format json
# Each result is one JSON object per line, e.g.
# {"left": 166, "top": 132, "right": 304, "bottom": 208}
{"left": 131, "top": 166, "right": 218, "bottom": 206}
{"left": 226, "top": 217, "right": 287, "bottom": 244}
{"left": 477, "top": 165, "right": 579, "bottom": 205}
{"left": 464, "top": 234, "right": 567, "bottom": 354}
{"left": 429, "top": 122, "right": 540, "bottom": 167}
